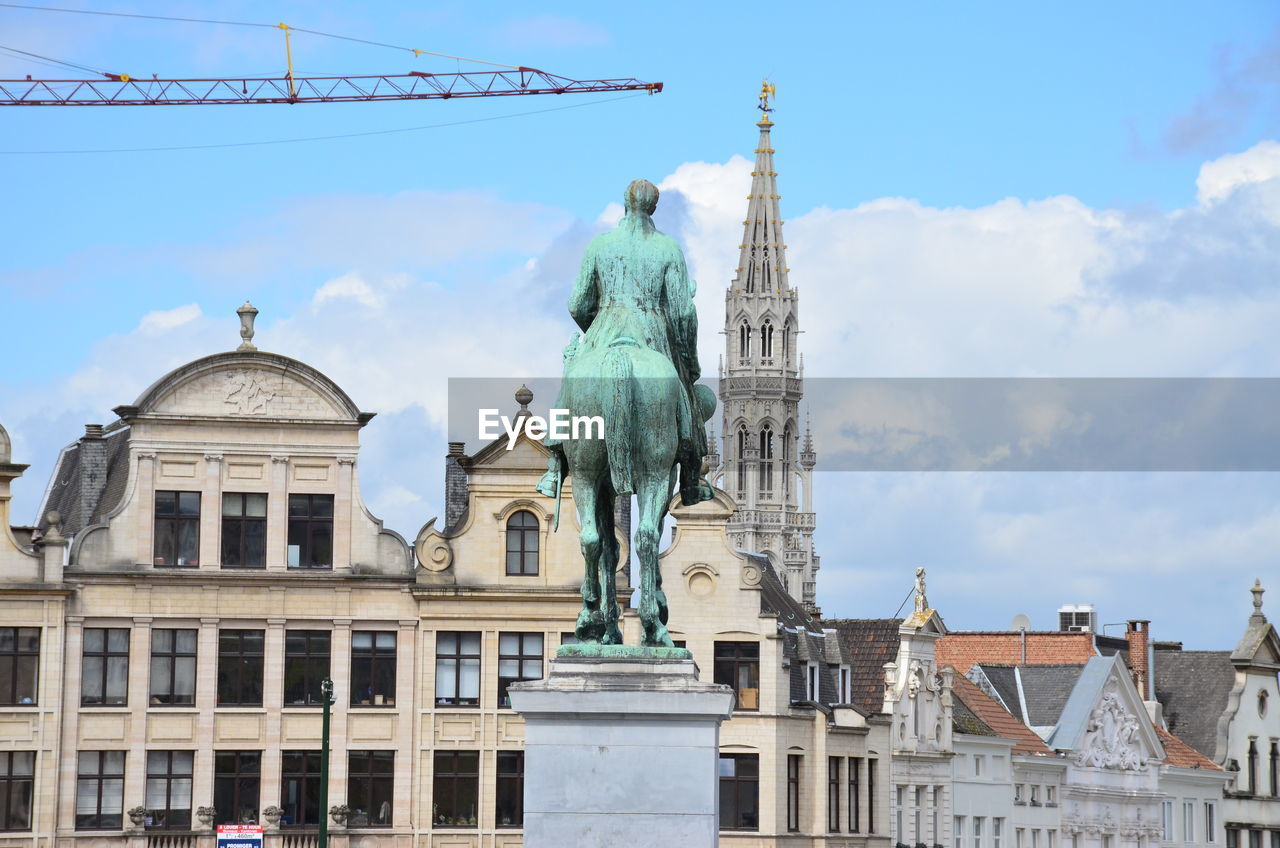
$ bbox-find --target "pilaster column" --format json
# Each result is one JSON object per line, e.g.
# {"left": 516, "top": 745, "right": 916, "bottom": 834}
{"left": 127, "top": 617, "right": 154, "bottom": 816}
{"left": 136, "top": 453, "right": 157, "bottom": 566}
{"left": 57, "top": 617, "right": 84, "bottom": 832}
{"left": 200, "top": 455, "right": 223, "bottom": 569}
{"left": 267, "top": 457, "right": 289, "bottom": 571}
{"left": 192, "top": 617, "right": 220, "bottom": 812}
{"left": 328, "top": 620, "right": 352, "bottom": 810}
{"left": 395, "top": 620, "right": 417, "bottom": 829}
{"left": 261, "top": 617, "right": 287, "bottom": 811}
{"left": 333, "top": 458, "right": 355, "bottom": 573}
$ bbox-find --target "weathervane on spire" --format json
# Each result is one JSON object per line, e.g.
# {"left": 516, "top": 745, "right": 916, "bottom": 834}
{"left": 758, "top": 79, "right": 775, "bottom": 121}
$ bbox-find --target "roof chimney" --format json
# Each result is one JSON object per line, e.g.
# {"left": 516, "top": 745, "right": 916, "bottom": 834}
{"left": 78, "top": 424, "right": 108, "bottom": 530}
{"left": 444, "top": 443, "right": 468, "bottom": 529}
{"left": 1126, "top": 620, "right": 1152, "bottom": 700}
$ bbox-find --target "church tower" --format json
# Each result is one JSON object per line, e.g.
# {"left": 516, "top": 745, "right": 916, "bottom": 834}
{"left": 708, "top": 82, "right": 820, "bottom": 613}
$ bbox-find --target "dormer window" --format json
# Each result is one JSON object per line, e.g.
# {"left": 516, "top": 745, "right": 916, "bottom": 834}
{"left": 505, "top": 511, "right": 539, "bottom": 576}
{"left": 154, "top": 491, "right": 200, "bottom": 567}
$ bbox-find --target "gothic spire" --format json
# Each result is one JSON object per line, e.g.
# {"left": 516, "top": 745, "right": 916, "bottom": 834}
{"left": 732, "top": 80, "right": 790, "bottom": 294}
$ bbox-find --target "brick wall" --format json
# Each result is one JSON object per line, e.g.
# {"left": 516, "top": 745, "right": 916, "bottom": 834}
{"left": 936, "top": 631, "right": 1099, "bottom": 673}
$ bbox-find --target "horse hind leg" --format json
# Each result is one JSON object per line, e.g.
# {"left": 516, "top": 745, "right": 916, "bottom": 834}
{"left": 594, "top": 482, "right": 623, "bottom": 644}
{"left": 572, "top": 476, "right": 606, "bottom": 643}
{"left": 635, "top": 470, "right": 674, "bottom": 648}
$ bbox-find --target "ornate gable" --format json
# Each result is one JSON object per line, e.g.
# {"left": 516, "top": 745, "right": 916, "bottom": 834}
{"left": 1054, "top": 655, "right": 1164, "bottom": 768}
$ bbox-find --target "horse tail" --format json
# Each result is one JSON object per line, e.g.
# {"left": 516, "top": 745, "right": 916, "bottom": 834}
{"left": 603, "top": 343, "right": 636, "bottom": 496}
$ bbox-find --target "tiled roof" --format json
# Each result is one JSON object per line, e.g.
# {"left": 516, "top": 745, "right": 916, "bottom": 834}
{"left": 824, "top": 618, "right": 902, "bottom": 715}
{"left": 753, "top": 553, "right": 823, "bottom": 635}
{"left": 951, "top": 672, "right": 1053, "bottom": 756}
{"left": 952, "top": 694, "right": 997, "bottom": 738}
{"left": 1157, "top": 726, "right": 1222, "bottom": 770}
{"left": 38, "top": 429, "right": 130, "bottom": 535}
{"left": 971, "top": 663, "right": 1086, "bottom": 727}
{"left": 1153, "top": 650, "right": 1234, "bottom": 761}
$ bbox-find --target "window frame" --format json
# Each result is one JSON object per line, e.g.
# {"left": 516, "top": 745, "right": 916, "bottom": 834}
{"left": 221, "top": 492, "right": 267, "bottom": 569}
{"left": 719, "top": 753, "right": 759, "bottom": 832}
{"left": 0, "top": 628, "right": 39, "bottom": 706}
{"left": 0, "top": 751, "right": 34, "bottom": 832}
{"left": 217, "top": 630, "right": 264, "bottom": 707}
{"left": 280, "top": 751, "right": 322, "bottom": 827}
{"left": 827, "top": 756, "right": 841, "bottom": 833}
{"left": 495, "top": 751, "right": 523, "bottom": 829}
{"left": 213, "top": 751, "right": 260, "bottom": 827}
{"left": 286, "top": 494, "right": 334, "bottom": 570}
{"left": 144, "top": 750, "right": 193, "bottom": 830}
{"left": 432, "top": 751, "right": 479, "bottom": 828}
{"left": 786, "top": 754, "right": 800, "bottom": 832}
{"left": 149, "top": 629, "right": 197, "bottom": 707}
{"left": 351, "top": 631, "right": 397, "bottom": 707}
{"left": 497, "top": 632, "right": 543, "bottom": 708}
{"left": 81, "top": 628, "right": 130, "bottom": 706}
{"left": 847, "top": 756, "right": 861, "bottom": 834}
{"left": 504, "top": 510, "right": 540, "bottom": 576}
{"left": 713, "top": 642, "right": 760, "bottom": 712}
{"left": 346, "top": 750, "right": 394, "bottom": 828}
{"left": 75, "top": 750, "right": 125, "bottom": 831}
{"left": 153, "top": 490, "right": 201, "bottom": 568}
{"left": 435, "top": 632, "right": 481, "bottom": 707}
{"left": 283, "top": 631, "right": 331, "bottom": 707}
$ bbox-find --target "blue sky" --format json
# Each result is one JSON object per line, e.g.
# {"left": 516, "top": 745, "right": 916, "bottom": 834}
{"left": 2, "top": 1, "right": 1279, "bottom": 648}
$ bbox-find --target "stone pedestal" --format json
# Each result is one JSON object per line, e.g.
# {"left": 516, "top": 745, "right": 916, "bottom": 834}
{"left": 509, "top": 656, "right": 734, "bottom": 848}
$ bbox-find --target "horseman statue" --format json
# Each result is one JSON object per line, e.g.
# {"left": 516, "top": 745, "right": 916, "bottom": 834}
{"left": 535, "top": 178, "right": 716, "bottom": 649}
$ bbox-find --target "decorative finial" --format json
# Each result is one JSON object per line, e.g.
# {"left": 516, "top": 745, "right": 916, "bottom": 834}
{"left": 757, "top": 78, "right": 775, "bottom": 125}
{"left": 515, "top": 384, "right": 534, "bottom": 415}
{"left": 914, "top": 566, "right": 929, "bottom": 614}
{"left": 236, "top": 301, "right": 259, "bottom": 351}
{"left": 1252, "top": 579, "right": 1266, "bottom": 620}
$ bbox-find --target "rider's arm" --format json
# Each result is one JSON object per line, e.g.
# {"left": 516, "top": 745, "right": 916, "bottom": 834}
{"left": 665, "top": 248, "right": 701, "bottom": 383}
{"left": 568, "top": 242, "right": 599, "bottom": 333}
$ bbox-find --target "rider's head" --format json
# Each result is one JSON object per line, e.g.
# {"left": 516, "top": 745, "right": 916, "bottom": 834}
{"left": 624, "top": 179, "right": 659, "bottom": 217}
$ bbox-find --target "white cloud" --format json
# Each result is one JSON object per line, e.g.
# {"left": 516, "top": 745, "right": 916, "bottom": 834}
{"left": 137, "top": 303, "right": 202, "bottom": 334}
{"left": 1196, "top": 139, "right": 1280, "bottom": 205}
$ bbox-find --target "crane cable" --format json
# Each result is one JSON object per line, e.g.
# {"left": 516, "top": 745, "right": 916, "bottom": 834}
{"left": 0, "top": 43, "right": 114, "bottom": 77}
{"left": 0, "top": 2, "right": 520, "bottom": 70}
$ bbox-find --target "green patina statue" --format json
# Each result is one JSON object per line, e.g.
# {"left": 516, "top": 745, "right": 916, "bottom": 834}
{"left": 536, "top": 178, "right": 716, "bottom": 650}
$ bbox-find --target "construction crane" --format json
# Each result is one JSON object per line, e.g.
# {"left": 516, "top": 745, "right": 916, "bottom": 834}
{"left": 0, "top": 69, "right": 662, "bottom": 106}
{"left": 0, "top": 12, "right": 662, "bottom": 106}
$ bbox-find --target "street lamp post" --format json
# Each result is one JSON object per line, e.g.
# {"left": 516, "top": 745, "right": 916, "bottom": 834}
{"left": 318, "top": 678, "right": 334, "bottom": 848}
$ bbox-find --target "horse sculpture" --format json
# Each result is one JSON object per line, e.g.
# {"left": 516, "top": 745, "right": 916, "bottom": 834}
{"left": 536, "top": 179, "right": 714, "bottom": 649}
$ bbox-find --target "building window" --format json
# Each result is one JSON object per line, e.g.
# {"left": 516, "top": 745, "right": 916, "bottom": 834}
{"left": 805, "top": 661, "right": 819, "bottom": 701}
{"left": 974, "top": 754, "right": 985, "bottom": 777}
{"left": 505, "top": 511, "right": 539, "bottom": 575}
{"left": 761, "top": 321, "right": 774, "bottom": 359}
{"left": 1204, "top": 801, "right": 1216, "bottom": 843}
{"left": 1032, "top": 829, "right": 1040, "bottom": 848}
{"left": 496, "top": 751, "right": 523, "bottom": 828}
{"left": 82, "top": 628, "right": 129, "bottom": 706}
{"left": 848, "top": 757, "right": 861, "bottom": 833}
{"left": 1271, "top": 741, "right": 1278, "bottom": 797}
{"left": 281, "top": 751, "right": 321, "bottom": 827}
{"left": 433, "top": 751, "right": 478, "bottom": 828}
{"left": 0, "top": 628, "right": 38, "bottom": 705}
{"left": 786, "top": 754, "right": 800, "bottom": 832}
{"left": 154, "top": 491, "right": 200, "bottom": 567}
{"left": 934, "top": 785, "right": 942, "bottom": 843}
{"left": 1183, "top": 802, "right": 1195, "bottom": 843}
{"left": 995, "top": 818, "right": 1005, "bottom": 848}
{"left": 149, "top": 629, "right": 196, "bottom": 706}
{"left": 217, "top": 630, "right": 264, "bottom": 707}
{"left": 145, "top": 751, "right": 193, "bottom": 829}
{"left": 713, "top": 642, "right": 759, "bottom": 711}
{"left": 75, "top": 751, "right": 124, "bottom": 830}
{"left": 1162, "top": 800, "right": 1173, "bottom": 842}
{"left": 287, "top": 494, "right": 333, "bottom": 569}
{"left": 915, "top": 785, "right": 924, "bottom": 844}
{"left": 1029, "top": 783, "right": 1039, "bottom": 805}
{"left": 1248, "top": 739, "right": 1259, "bottom": 794}
{"left": 739, "top": 322, "right": 752, "bottom": 359}
{"left": 838, "top": 664, "right": 852, "bottom": 704}
{"left": 956, "top": 816, "right": 966, "bottom": 848}
{"left": 1048, "top": 831, "right": 1056, "bottom": 848}
{"left": 283, "top": 631, "right": 330, "bottom": 706}
{"left": 1225, "top": 827, "right": 1238, "bottom": 848}
{"left": 719, "top": 754, "right": 759, "bottom": 831}
{"left": 221, "top": 493, "right": 267, "bottom": 568}
{"left": 347, "top": 751, "right": 393, "bottom": 827}
{"left": 828, "top": 757, "right": 841, "bottom": 832}
{"left": 895, "top": 785, "right": 904, "bottom": 842}
{"left": 1046, "top": 784, "right": 1056, "bottom": 805}
{"left": 351, "top": 631, "right": 396, "bottom": 707}
{"left": 213, "top": 751, "right": 259, "bottom": 826}
{"left": 867, "top": 758, "right": 876, "bottom": 834}
{"left": 0, "top": 752, "right": 33, "bottom": 832}
{"left": 974, "top": 815, "right": 984, "bottom": 848}
{"left": 497, "top": 633, "right": 542, "bottom": 708}
{"left": 435, "top": 632, "right": 480, "bottom": 707}
{"left": 759, "top": 426, "right": 774, "bottom": 495}
{"left": 1015, "top": 783, "right": 1024, "bottom": 804}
